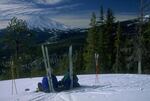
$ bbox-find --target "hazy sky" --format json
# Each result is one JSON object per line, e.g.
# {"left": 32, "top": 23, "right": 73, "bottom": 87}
{"left": 0, "top": 0, "right": 142, "bottom": 28}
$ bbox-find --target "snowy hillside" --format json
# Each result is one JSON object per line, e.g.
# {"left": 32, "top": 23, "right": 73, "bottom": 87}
{"left": 0, "top": 74, "right": 150, "bottom": 101}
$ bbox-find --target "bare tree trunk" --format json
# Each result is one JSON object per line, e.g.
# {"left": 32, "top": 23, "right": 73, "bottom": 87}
{"left": 116, "top": 47, "right": 119, "bottom": 73}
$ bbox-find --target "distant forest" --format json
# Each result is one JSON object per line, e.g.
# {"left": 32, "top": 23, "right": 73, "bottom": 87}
{"left": 0, "top": 6, "right": 150, "bottom": 80}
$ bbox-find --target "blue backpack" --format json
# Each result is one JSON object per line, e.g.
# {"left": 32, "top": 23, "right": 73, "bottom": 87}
{"left": 42, "top": 76, "right": 49, "bottom": 92}
{"left": 42, "top": 75, "right": 58, "bottom": 92}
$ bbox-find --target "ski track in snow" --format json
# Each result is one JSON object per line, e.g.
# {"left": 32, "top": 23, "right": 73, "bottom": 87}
{"left": 0, "top": 74, "right": 150, "bottom": 101}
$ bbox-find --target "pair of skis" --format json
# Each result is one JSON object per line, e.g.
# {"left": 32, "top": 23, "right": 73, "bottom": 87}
{"left": 41, "top": 45, "right": 54, "bottom": 92}
{"left": 41, "top": 45, "right": 73, "bottom": 92}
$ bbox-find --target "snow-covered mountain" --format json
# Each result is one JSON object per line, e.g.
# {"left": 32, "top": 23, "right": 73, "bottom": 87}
{"left": 24, "top": 16, "right": 70, "bottom": 30}
{"left": 0, "top": 16, "right": 70, "bottom": 30}
{"left": 0, "top": 0, "right": 71, "bottom": 30}
{"left": 144, "top": 15, "right": 150, "bottom": 22}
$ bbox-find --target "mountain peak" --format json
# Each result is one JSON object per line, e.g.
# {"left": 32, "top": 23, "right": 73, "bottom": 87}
{"left": 0, "top": 15, "right": 70, "bottom": 30}
{"left": 24, "top": 15, "right": 70, "bottom": 30}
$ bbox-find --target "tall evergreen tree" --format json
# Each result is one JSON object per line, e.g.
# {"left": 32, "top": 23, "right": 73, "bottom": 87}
{"left": 5, "top": 17, "right": 33, "bottom": 78}
{"left": 97, "top": 6, "right": 105, "bottom": 73}
{"left": 142, "top": 21, "right": 150, "bottom": 73}
{"left": 100, "top": 6, "right": 104, "bottom": 23}
{"left": 74, "top": 49, "right": 84, "bottom": 74}
{"left": 103, "top": 8, "right": 115, "bottom": 73}
{"left": 113, "top": 22, "right": 122, "bottom": 73}
{"left": 97, "top": 6, "right": 104, "bottom": 25}
{"left": 90, "top": 12, "right": 97, "bottom": 27}
{"left": 84, "top": 12, "right": 99, "bottom": 73}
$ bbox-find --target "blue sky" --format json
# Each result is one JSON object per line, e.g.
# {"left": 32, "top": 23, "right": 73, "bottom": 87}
{"left": 0, "top": 0, "right": 142, "bottom": 28}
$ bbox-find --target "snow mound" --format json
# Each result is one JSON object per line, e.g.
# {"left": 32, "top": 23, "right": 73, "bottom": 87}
{"left": 0, "top": 74, "right": 150, "bottom": 101}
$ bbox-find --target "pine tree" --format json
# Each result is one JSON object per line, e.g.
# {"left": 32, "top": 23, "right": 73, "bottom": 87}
{"left": 100, "top": 6, "right": 104, "bottom": 23}
{"left": 5, "top": 17, "right": 32, "bottom": 78}
{"left": 113, "top": 22, "right": 122, "bottom": 73}
{"left": 90, "top": 12, "right": 97, "bottom": 27}
{"left": 97, "top": 6, "right": 105, "bottom": 73}
{"left": 97, "top": 6, "right": 104, "bottom": 25}
{"left": 142, "top": 21, "right": 150, "bottom": 73}
{"left": 106, "top": 8, "right": 115, "bottom": 24}
{"left": 74, "top": 49, "right": 84, "bottom": 74}
{"left": 84, "top": 12, "right": 99, "bottom": 73}
{"left": 103, "top": 8, "right": 115, "bottom": 73}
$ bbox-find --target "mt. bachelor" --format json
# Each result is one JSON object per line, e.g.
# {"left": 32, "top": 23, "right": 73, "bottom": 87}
{"left": 24, "top": 16, "right": 70, "bottom": 30}
{"left": 0, "top": 16, "right": 70, "bottom": 30}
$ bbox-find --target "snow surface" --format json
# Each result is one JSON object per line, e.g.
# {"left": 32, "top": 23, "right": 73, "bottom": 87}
{"left": 0, "top": 74, "right": 150, "bottom": 101}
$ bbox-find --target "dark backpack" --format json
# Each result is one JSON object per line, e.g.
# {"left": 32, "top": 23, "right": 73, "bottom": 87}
{"left": 42, "top": 76, "right": 49, "bottom": 92}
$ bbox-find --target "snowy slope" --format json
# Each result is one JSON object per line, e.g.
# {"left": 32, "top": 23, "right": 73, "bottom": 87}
{"left": 0, "top": 74, "right": 150, "bottom": 101}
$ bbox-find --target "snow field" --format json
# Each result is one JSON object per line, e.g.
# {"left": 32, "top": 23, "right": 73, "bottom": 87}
{"left": 0, "top": 74, "right": 150, "bottom": 101}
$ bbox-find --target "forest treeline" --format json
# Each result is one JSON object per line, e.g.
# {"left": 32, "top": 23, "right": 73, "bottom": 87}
{"left": 0, "top": 7, "right": 150, "bottom": 80}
